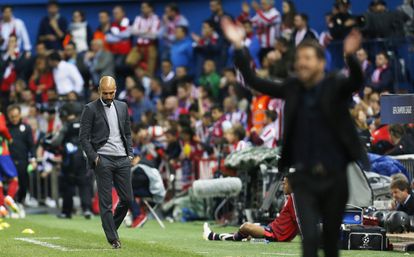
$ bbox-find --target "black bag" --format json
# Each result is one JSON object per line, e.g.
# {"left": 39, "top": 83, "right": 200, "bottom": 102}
{"left": 340, "top": 225, "right": 388, "bottom": 251}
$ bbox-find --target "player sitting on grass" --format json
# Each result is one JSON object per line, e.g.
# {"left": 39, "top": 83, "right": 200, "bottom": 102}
{"left": 203, "top": 176, "right": 298, "bottom": 242}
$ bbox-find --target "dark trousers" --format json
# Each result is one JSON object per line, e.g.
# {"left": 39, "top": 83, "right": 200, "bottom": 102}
{"left": 14, "top": 160, "right": 29, "bottom": 203}
{"left": 94, "top": 155, "right": 133, "bottom": 243}
{"left": 60, "top": 173, "right": 93, "bottom": 215}
{"left": 290, "top": 169, "right": 348, "bottom": 257}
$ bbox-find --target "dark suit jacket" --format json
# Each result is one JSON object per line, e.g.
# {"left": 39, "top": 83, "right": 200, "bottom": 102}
{"left": 79, "top": 99, "right": 133, "bottom": 168}
{"left": 397, "top": 193, "right": 414, "bottom": 215}
{"left": 370, "top": 67, "right": 394, "bottom": 93}
{"left": 290, "top": 28, "right": 318, "bottom": 46}
{"left": 234, "top": 49, "right": 368, "bottom": 170}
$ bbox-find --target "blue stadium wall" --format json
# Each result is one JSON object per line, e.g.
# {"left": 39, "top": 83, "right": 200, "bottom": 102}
{"left": 4, "top": 0, "right": 401, "bottom": 52}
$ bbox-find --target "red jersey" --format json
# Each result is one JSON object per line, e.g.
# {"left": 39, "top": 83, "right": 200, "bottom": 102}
{"left": 267, "top": 194, "right": 298, "bottom": 242}
{"left": 0, "top": 112, "right": 12, "bottom": 155}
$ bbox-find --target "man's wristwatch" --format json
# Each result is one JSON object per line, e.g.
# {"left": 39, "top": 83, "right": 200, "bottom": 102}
{"left": 128, "top": 156, "right": 133, "bottom": 160}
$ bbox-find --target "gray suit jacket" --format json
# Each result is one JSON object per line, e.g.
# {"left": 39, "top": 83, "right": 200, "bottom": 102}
{"left": 79, "top": 99, "right": 133, "bottom": 168}
{"left": 91, "top": 50, "right": 115, "bottom": 78}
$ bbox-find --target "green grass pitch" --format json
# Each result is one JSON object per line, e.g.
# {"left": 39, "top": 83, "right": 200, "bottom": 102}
{"left": 0, "top": 215, "right": 407, "bottom": 257}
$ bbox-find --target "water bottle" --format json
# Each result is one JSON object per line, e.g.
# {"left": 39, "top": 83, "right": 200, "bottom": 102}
{"left": 250, "top": 238, "right": 269, "bottom": 244}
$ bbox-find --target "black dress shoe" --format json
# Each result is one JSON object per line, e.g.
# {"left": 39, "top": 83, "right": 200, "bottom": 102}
{"left": 111, "top": 240, "right": 121, "bottom": 249}
{"left": 57, "top": 213, "right": 72, "bottom": 219}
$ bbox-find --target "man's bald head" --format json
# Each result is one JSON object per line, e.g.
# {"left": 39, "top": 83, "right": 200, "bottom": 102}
{"left": 99, "top": 76, "right": 117, "bottom": 105}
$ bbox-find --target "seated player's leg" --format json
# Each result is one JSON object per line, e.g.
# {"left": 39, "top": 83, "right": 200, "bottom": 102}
{"left": 0, "top": 155, "right": 20, "bottom": 213}
{"left": 203, "top": 222, "right": 266, "bottom": 241}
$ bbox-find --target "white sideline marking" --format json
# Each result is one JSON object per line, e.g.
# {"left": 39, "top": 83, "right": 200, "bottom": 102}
{"left": 261, "top": 253, "right": 298, "bottom": 256}
{"left": 15, "top": 238, "right": 72, "bottom": 252}
{"left": 14, "top": 238, "right": 111, "bottom": 252}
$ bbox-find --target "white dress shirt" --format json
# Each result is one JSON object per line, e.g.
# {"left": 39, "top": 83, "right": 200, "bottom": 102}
{"left": 0, "top": 17, "right": 31, "bottom": 52}
{"left": 53, "top": 61, "right": 84, "bottom": 95}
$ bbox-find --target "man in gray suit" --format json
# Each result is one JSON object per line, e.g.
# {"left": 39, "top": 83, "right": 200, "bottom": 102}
{"left": 84, "top": 39, "right": 115, "bottom": 87}
{"left": 79, "top": 76, "right": 133, "bottom": 249}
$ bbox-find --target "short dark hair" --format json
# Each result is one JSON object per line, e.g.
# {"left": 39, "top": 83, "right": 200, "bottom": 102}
{"left": 166, "top": 3, "right": 180, "bottom": 13}
{"left": 142, "top": 1, "right": 154, "bottom": 10}
{"left": 132, "top": 84, "right": 146, "bottom": 94}
{"left": 211, "top": 104, "right": 223, "bottom": 113}
{"left": 176, "top": 25, "right": 189, "bottom": 36}
{"left": 377, "top": 51, "right": 389, "bottom": 60}
{"left": 48, "top": 51, "right": 61, "bottom": 62}
{"left": 265, "top": 110, "right": 278, "bottom": 122}
{"left": 203, "top": 20, "right": 215, "bottom": 29}
{"left": 7, "top": 104, "right": 21, "bottom": 114}
{"left": 99, "top": 10, "right": 110, "bottom": 15}
{"left": 231, "top": 124, "right": 246, "bottom": 140}
{"left": 65, "top": 41, "right": 77, "bottom": 49}
{"left": 47, "top": 0, "right": 59, "bottom": 7}
{"left": 1, "top": 5, "right": 12, "bottom": 12}
{"left": 296, "top": 40, "right": 326, "bottom": 61}
{"left": 297, "top": 13, "right": 309, "bottom": 24}
{"left": 391, "top": 178, "right": 410, "bottom": 192}
{"left": 389, "top": 124, "right": 405, "bottom": 139}
{"left": 73, "top": 10, "right": 86, "bottom": 22}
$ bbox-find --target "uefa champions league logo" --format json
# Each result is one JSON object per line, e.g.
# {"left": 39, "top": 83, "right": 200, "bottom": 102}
{"left": 362, "top": 234, "right": 370, "bottom": 248}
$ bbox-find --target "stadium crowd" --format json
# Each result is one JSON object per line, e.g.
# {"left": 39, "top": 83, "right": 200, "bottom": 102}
{"left": 0, "top": 0, "right": 414, "bottom": 226}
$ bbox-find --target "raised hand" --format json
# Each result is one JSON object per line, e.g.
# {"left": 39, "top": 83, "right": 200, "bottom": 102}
{"left": 344, "top": 29, "right": 362, "bottom": 56}
{"left": 221, "top": 17, "right": 245, "bottom": 49}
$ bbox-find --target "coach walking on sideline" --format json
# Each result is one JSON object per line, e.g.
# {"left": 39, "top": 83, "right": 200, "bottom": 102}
{"left": 79, "top": 76, "right": 133, "bottom": 249}
{"left": 222, "top": 18, "right": 367, "bottom": 257}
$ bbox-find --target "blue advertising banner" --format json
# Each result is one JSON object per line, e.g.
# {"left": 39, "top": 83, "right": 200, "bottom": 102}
{"left": 380, "top": 94, "right": 414, "bottom": 124}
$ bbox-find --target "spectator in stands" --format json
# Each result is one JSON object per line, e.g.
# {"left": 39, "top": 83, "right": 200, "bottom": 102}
{"left": 127, "top": 1, "right": 161, "bottom": 77}
{"left": 291, "top": 13, "right": 318, "bottom": 46}
{"left": 28, "top": 56, "right": 54, "bottom": 103}
{"left": 356, "top": 48, "right": 374, "bottom": 84}
{"left": 236, "top": 2, "right": 251, "bottom": 24}
{"left": 224, "top": 124, "right": 248, "bottom": 152}
{"left": 63, "top": 42, "right": 89, "bottom": 87}
{"left": 198, "top": 60, "right": 221, "bottom": 101}
{"left": 267, "top": 37, "right": 294, "bottom": 79}
{"left": 0, "top": 5, "right": 31, "bottom": 58}
{"left": 93, "top": 10, "right": 111, "bottom": 50}
{"left": 251, "top": 91, "right": 271, "bottom": 131}
{"left": 281, "top": 0, "right": 297, "bottom": 40}
{"left": 363, "top": 0, "right": 406, "bottom": 39}
{"left": 330, "top": 0, "right": 355, "bottom": 40}
{"left": 192, "top": 20, "right": 223, "bottom": 77}
{"left": 149, "top": 78, "right": 163, "bottom": 107}
{"left": 164, "top": 128, "right": 182, "bottom": 162}
{"left": 390, "top": 178, "right": 414, "bottom": 215}
{"left": 224, "top": 97, "right": 247, "bottom": 128}
{"left": 84, "top": 39, "right": 115, "bottom": 87}
{"left": 251, "top": 0, "right": 282, "bottom": 62}
{"left": 65, "top": 10, "right": 93, "bottom": 53}
{"left": 210, "top": 105, "right": 231, "bottom": 144}
{"left": 177, "top": 82, "right": 193, "bottom": 112}
{"left": 351, "top": 104, "right": 372, "bottom": 150}
{"left": 129, "top": 84, "right": 154, "bottom": 124}
{"left": 171, "top": 26, "right": 193, "bottom": 73}
{"left": 387, "top": 124, "right": 414, "bottom": 155}
{"left": 242, "top": 20, "right": 261, "bottom": 68}
{"left": 106, "top": 6, "right": 131, "bottom": 71}
{"left": 398, "top": 0, "right": 414, "bottom": 36}
{"left": 250, "top": 110, "right": 278, "bottom": 148}
{"left": 7, "top": 104, "right": 36, "bottom": 205}
{"left": 370, "top": 51, "right": 393, "bottom": 93}
{"left": 48, "top": 51, "right": 84, "bottom": 97}
{"left": 160, "top": 3, "right": 189, "bottom": 59}
{"left": 132, "top": 65, "right": 151, "bottom": 95}
{"left": 0, "top": 35, "right": 23, "bottom": 108}
{"left": 37, "top": 0, "right": 68, "bottom": 50}
{"left": 209, "top": 0, "right": 232, "bottom": 36}
{"left": 159, "top": 59, "right": 175, "bottom": 95}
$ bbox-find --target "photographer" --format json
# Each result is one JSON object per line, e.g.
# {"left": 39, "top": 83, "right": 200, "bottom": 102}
{"left": 50, "top": 100, "right": 92, "bottom": 219}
